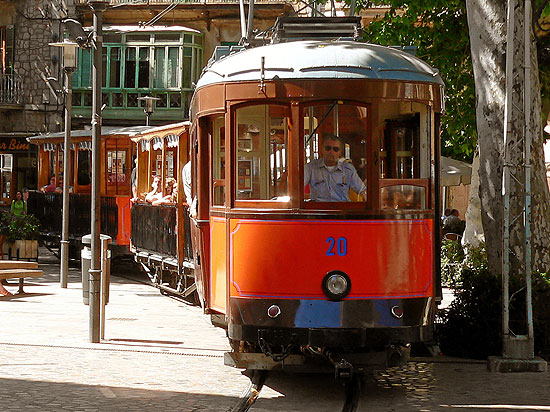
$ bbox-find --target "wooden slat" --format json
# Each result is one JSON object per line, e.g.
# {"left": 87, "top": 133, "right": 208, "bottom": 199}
{"left": 0, "top": 261, "right": 39, "bottom": 270}
{"left": 0, "top": 269, "right": 43, "bottom": 279}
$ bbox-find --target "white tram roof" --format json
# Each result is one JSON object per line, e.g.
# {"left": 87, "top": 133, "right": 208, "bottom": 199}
{"left": 196, "top": 40, "right": 444, "bottom": 89}
{"left": 27, "top": 126, "right": 150, "bottom": 143}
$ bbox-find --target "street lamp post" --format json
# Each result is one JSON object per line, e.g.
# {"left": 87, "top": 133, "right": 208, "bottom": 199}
{"left": 89, "top": 0, "right": 107, "bottom": 343}
{"left": 49, "top": 40, "right": 79, "bottom": 289}
{"left": 138, "top": 96, "right": 160, "bottom": 126}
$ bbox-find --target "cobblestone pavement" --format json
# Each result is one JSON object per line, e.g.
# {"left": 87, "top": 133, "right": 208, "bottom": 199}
{"left": 0, "top": 250, "right": 549, "bottom": 411}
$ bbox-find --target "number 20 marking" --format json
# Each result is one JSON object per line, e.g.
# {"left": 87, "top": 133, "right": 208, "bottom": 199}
{"left": 326, "top": 237, "right": 347, "bottom": 256}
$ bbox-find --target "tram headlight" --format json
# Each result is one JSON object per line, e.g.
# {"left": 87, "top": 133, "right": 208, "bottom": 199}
{"left": 322, "top": 271, "right": 351, "bottom": 301}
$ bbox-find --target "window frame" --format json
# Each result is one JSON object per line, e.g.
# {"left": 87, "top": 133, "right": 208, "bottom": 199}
{"left": 230, "top": 101, "right": 293, "bottom": 210}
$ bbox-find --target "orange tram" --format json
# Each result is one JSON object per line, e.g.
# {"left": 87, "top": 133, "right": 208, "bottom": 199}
{"left": 179, "top": 34, "right": 445, "bottom": 374}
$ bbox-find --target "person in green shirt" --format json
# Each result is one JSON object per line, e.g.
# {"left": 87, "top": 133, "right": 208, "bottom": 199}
{"left": 10, "top": 191, "right": 27, "bottom": 216}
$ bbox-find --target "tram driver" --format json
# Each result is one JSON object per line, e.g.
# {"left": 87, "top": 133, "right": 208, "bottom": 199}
{"left": 304, "top": 134, "right": 366, "bottom": 202}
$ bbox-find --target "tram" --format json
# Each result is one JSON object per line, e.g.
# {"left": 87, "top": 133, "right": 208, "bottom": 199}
{"left": 27, "top": 126, "right": 145, "bottom": 256}
{"left": 183, "top": 17, "right": 444, "bottom": 375}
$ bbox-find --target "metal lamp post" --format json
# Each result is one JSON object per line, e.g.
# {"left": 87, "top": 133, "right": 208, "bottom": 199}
{"left": 49, "top": 40, "right": 79, "bottom": 289}
{"left": 138, "top": 96, "right": 160, "bottom": 126}
{"left": 89, "top": 0, "right": 107, "bottom": 343}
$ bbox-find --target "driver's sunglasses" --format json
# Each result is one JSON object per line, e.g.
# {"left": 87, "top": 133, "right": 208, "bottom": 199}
{"left": 324, "top": 145, "right": 340, "bottom": 152}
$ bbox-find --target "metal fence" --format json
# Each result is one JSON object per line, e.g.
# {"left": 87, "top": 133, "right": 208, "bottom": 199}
{"left": 0, "top": 73, "right": 23, "bottom": 105}
{"left": 131, "top": 202, "right": 177, "bottom": 257}
{"left": 27, "top": 191, "right": 118, "bottom": 240}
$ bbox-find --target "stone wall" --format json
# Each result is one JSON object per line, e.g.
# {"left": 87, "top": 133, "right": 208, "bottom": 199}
{"left": 0, "top": 0, "right": 65, "bottom": 134}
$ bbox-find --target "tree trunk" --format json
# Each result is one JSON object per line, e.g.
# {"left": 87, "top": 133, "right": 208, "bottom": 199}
{"left": 466, "top": 0, "right": 550, "bottom": 274}
{"left": 463, "top": 147, "right": 484, "bottom": 248}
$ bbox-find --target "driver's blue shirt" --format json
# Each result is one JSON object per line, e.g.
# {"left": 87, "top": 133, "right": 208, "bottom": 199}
{"left": 304, "top": 158, "right": 366, "bottom": 201}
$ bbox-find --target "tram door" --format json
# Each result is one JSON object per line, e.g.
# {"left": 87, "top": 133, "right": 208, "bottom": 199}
{"left": 209, "top": 115, "right": 227, "bottom": 314}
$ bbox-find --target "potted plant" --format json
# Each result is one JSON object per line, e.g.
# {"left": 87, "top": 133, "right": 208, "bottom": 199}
{"left": 1, "top": 213, "right": 40, "bottom": 260}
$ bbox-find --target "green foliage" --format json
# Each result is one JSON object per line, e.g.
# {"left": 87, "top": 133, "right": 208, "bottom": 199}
{"left": 359, "top": 0, "right": 477, "bottom": 161}
{"left": 438, "top": 242, "right": 550, "bottom": 359}
{"left": 440, "top": 239, "right": 464, "bottom": 287}
{"left": 0, "top": 213, "right": 41, "bottom": 243}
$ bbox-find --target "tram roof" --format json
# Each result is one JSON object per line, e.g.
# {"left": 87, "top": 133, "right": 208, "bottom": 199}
{"left": 27, "top": 126, "right": 150, "bottom": 144}
{"left": 196, "top": 40, "right": 444, "bottom": 89}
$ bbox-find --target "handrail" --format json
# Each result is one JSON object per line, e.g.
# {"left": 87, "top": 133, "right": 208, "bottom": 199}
{"left": 0, "top": 73, "right": 23, "bottom": 105}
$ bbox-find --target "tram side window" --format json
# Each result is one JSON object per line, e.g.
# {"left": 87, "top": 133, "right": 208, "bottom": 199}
{"left": 234, "top": 105, "right": 289, "bottom": 202}
{"left": 212, "top": 116, "right": 225, "bottom": 206}
{"left": 303, "top": 102, "right": 368, "bottom": 203}
{"left": 378, "top": 103, "right": 431, "bottom": 210}
{"left": 77, "top": 150, "right": 91, "bottom": 186}
{"left": 106, "top": 149, "right": 130, "bottom": 195}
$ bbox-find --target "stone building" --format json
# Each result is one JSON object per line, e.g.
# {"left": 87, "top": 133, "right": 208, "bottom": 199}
{"left": 0, "top": 0, "right": 293, "bottom": 204}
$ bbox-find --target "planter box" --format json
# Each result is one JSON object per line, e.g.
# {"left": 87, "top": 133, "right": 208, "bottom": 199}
{"left": 6, "top": 239, "right": 39, "bottom": 260}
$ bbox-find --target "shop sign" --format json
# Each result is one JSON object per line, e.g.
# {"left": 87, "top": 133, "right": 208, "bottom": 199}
{"left": 0, "top": 137, "right": 31, "bottom": 152}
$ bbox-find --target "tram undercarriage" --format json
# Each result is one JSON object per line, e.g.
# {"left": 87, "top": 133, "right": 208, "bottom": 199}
{"left": 133, "top": 249, "right": 197, "bottom": 303}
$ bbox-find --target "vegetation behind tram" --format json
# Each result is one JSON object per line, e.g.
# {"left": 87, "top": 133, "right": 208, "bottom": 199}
{"left": 438, "top": 242, "right": 550, "bottom": 360}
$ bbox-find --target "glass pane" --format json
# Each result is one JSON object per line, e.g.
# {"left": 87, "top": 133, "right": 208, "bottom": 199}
{"left": 303, "top": 102, "right": 368, "bottom": 202}
{"left": 127, "top": 93, "right": 138, "bottom": 107}
{"left": 169, "top": 93, "right": 181, "bottom": 108}
{"left": 167, "top": 47, "right": 179, "bottom": 88}
{"left": 104, "top": 34, "right": 121, "bottom": 43}
{"left": 381, "top": 185, "right": 426, "bottom": 210}
{"left": 183, "top": 48, "right": 192, "bottom": 88}
{"left": 106, "top": 150, "right": 128, "bottom": 186}
{"left": 212, "top": 116, "right": 225, "bottom": 206}
{"left": 155, "top": 33, "right": 180, "bottom": 42}
{"left": 112, "top": 93, "right": 123, "bottom": 107}
{"left": 156, "top": 93, "right": 167, "bottom": 108}
{"left": 154, "top": 47, "right": 165, "bottom": 88}
{"left": 110, "top": 47, "right": 121, "bottom": 88}
{"left": 138, "top": 47, "right": 150, "bottom": 88}
{"left": 102, "top": 47, "right": 107, "bottom": 87}
{"left": 379, "top": 104, "right": 429, "bottom": 179}
{"left": 83, "top": 91, "right": 92, "bottom": 107}
{"left": 77, "top": 151, "right": 91, "bottom": 186}
{"left": 102, "top": 93, "right": 109, "bottom": 107}
{"left": 235, "top": 105, "right": 289, "bottom": 201}
{"left": 125, "top": 48, "right": 136, "bottom": 88}
{"left": 80, "top": 49, "right": 92, "bottom": 88}
{"left": 72, "top": 92, "right": 81, "bottom": 107}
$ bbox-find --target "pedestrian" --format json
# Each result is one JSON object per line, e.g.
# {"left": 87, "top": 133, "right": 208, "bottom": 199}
{"left": 10, "top": 191, "right": 27, "bottom": 216}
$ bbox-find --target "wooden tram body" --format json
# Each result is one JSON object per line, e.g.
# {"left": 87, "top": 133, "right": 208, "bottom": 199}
{"left": 27, "top": 127, "right": 145, "bottom": 255}
{"left": 130, "top": 122, "right": 196, "bottom": 299}
{"left": 187, "top": 39, "right": 444, "bottom": 371}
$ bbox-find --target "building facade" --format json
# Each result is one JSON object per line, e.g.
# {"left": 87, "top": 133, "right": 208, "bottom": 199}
{"left": 0, "top": 0, "right": 293, "bottom": 204}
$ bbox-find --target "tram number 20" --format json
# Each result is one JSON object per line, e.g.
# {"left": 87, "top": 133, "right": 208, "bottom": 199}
{"left": 326, "top": 237, "right": 347, "bottom": 256}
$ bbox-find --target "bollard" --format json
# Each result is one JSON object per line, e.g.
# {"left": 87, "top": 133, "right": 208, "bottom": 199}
{"left": 81, "top": 234, "right": 112, "bottom": 339}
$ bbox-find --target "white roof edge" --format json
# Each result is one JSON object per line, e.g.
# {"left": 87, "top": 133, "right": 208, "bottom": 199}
{"left": 85, "top": 25, "right": 202, "bottom": 34}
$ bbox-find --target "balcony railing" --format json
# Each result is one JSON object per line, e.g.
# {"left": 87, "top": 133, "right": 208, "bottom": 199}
{"left": 0, "top": 73, "right": 23, "bottom": 105}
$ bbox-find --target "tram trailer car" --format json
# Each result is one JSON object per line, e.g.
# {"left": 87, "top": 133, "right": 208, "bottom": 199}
{"left": 188, "top": 32, "right": 444, "bottom": 374}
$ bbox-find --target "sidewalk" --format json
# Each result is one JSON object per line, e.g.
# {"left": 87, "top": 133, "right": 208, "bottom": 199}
{"left": 0, "top": 249, "right": 549, "bottom": 411}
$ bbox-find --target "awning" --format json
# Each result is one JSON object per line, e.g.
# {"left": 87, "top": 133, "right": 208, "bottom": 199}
{"left": 441, "top": 156, "right": 472, "bottom": 186}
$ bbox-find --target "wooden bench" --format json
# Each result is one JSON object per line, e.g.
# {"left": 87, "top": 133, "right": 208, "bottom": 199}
{"left": 0, "top": 260, "right": 43, "bottom": 294}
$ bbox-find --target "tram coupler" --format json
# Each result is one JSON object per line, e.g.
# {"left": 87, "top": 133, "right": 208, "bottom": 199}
{"left": 334, "top": 358, "right": 353, "bottom": 380}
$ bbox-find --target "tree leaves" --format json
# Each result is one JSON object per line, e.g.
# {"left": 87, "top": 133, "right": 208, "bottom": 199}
{"left": 360, "top": 0, "right": 477, "bottom": 161}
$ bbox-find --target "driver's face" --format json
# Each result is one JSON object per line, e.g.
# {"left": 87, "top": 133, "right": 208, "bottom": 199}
{"left": 322, "top": 139, "right": 342, "bottom": 167}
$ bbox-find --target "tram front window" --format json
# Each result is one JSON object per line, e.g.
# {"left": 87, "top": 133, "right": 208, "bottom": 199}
{"left": 234, "top": 104, "right": 289, "bottom": 202}
{"left": 303, "top": 102, "right": 369, "bottom": 203}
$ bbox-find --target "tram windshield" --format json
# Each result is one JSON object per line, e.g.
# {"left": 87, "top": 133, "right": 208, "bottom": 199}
{"left": 234, "top": 104, "right": 289, "bottom": 202}
{"left": 303, "top": 101, "right": 369, "bottom": 204}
